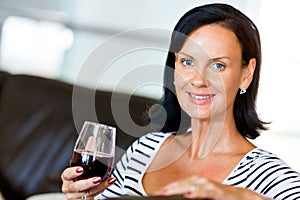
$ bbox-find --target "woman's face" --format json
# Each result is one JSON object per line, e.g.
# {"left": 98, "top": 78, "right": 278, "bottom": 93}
{"left": 174, "top": 24, "right": 255, "bottom": 121}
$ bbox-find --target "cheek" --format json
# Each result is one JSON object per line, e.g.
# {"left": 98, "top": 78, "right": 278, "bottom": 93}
{"left": 220, "top": 77, "right": 240, "bottom": 100}
{"left": 174, "top": 71, "right": 189, "bottom": 103}
{"left": 174, "top": 69, "right": 187, "bottom": 86}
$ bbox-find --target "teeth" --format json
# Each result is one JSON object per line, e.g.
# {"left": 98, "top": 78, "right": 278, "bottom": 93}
{"left": 190, "top": 94, "right": 211, "bottom": 99}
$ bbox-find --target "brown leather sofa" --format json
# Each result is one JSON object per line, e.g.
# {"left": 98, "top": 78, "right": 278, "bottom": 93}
{"left": 0, "top": 71, "right": 157, "bottom": 200}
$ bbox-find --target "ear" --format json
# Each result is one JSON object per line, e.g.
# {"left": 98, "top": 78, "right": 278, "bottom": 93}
{"left": 174, "top": 53, "right": 178, "bottom": 61}
{"left": 240, "top": 58, "right": 256, "bottom": 89}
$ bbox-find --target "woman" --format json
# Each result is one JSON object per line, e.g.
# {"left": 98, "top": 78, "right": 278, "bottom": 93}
{"left": 61, "top": 3, "right": 300, "bottom": 200}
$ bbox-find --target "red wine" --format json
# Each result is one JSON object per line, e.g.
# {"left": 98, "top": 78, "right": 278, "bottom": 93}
{"left": 70, "top": 149, "right": 113, "bottom": 180}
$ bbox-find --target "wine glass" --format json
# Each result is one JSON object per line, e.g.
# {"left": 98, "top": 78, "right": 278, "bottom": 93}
{"left": 70, "top": 121, "right": 116, "bottom": 181}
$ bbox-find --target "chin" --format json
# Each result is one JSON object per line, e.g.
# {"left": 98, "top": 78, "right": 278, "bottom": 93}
{"left": 189, "top": 112, "right": 212, "bottom": 121}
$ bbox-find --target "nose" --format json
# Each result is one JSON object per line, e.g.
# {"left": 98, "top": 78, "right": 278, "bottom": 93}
{"left": 189, "top": 67, "right": 208, "bottom": 88}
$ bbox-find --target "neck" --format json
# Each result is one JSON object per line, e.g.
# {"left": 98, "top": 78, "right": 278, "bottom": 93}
{"left": 189, "top": 117, "right": 221, "bottom": 158}
{"left": 188, "top": 112, "right": 250, "bottom": 159}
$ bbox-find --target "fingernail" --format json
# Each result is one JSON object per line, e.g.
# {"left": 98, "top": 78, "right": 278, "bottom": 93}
{"left": 184, "top": 192, "right": 192, "bottom": 197}
{"left": 108, "top": 177, "right": 117, "bottom": 184}
{"left": 76, "top": 167, "right": 83, "bottom": 173}
{"left": 92, "top": 177, "right": 102, "bottom": 184}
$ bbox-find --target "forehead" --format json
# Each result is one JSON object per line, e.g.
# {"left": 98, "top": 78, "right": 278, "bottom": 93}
{"left": 180, "top": 24, "right": 242, "bottom": 60}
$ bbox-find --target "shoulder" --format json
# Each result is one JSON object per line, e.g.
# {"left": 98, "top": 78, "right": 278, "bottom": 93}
{"left": 235, "top": 148, "right": 298, "bottom": 176}
{"left": 130, "top": 132, "right": 174, "bottom": 151}
{"left": 226, "top": 148, "right": 300, "bottom": 185}
{"left": 121, "top": 132, "right": 174, "bottom": 163}
{"left": 227, "top": 148, "right": 300, "bottom": 199}
{"left": 240, "top": 148, "right": 293, "bottom": 169}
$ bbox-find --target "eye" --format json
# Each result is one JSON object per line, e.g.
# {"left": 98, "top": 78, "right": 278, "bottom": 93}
{"left": 211, "top": 63, "right": 225, "bottom": 71}
{"left": 182, "top": 59, "right": 194, "bottom": 67}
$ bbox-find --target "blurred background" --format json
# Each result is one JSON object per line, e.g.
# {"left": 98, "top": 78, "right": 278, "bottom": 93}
{"left": 0, "top": 0, "right": 299, "bottom": 170}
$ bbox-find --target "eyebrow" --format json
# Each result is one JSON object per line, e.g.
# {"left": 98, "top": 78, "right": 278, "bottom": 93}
{"left": 176, "top": 52, "right": 196, "bottom": 60}
{"left": 212, "top": 56, "right": 231, "bottom": 60}
{"left": 178, "top": 51, "right": 231, "bottom": 62}
{"left": 210, "top": 57, "right": 231, "bottom": 63}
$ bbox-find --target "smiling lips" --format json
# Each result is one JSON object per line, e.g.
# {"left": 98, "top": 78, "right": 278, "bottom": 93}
{"left": 188, "top": 92, "right": 216, "bottom": 104}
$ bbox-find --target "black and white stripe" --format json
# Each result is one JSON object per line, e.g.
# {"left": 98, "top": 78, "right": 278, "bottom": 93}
{"left": 98, "top": 133, "right": 300, "bottom": 199}
{"left": 224, "top": 148, "right": 300, "bottom": 199}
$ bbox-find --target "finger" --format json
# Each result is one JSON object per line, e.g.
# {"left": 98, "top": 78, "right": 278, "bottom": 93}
{"left": 155, "top": 181, "right": 191, "bottom": 195}
{"left": 61, "top": 166, "right": 84, "bottom": 181}
{"left": 183, "top": 178, "right": 225, "bottom": 199}
{"left": 67, "top": 176, "right": 103, "bottom": 193}
{"left": 88, "top": 177, "right": 117, "bottom": 196}
{"left": 183, "top": 182, "right": 218, "bottom": 199}
{"left": 63, "top": 176, "right": 117, "bottom": 199}
{"left": 65, "top": 192, "right": 81, "bottom": 200}
{"left": 65, "top": 192, "right": 94, "bottom": 200}
{"left": 64, "top": 177, "right": 117, "bottom": 200}
{"left": 155, "top": 176, "right": 209, "bottom": 196}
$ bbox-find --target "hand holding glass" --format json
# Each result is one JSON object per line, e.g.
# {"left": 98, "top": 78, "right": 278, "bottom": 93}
{"left": 70, "top": 121, "right": 116, "bottom": 181}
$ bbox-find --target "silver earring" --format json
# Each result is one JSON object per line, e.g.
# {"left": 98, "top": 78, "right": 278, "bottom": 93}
{"left": 173, "top": 81, "right": 176, "bottom": 85}
{"left": 240, "top": 88, "right": 246, "bottom": 94}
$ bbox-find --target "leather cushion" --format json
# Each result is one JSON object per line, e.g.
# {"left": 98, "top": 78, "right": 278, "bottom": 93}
{"left": 0, "top": 72, "right": 156, "bottom": 199}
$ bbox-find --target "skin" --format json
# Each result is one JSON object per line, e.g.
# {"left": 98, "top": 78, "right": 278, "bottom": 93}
{"left": 61, "top": 24, "right": 268, "bottom": 199}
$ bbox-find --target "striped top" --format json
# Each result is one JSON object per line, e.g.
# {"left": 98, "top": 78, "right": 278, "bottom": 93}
{"left": 97, "top": 132, "right": 300, "bottom": 199}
